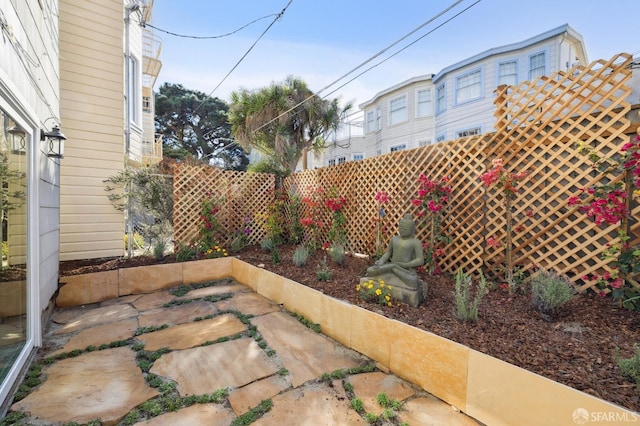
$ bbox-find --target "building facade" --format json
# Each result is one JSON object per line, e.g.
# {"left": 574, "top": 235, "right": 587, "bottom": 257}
{"left": 321, "top": 24, "right": 588, "bottom": 166}
{"left": 58, "top": 0, "right": 162, "bottom": 261}
{"left": 0, "top": 0, "right": 63, "bottom": 411}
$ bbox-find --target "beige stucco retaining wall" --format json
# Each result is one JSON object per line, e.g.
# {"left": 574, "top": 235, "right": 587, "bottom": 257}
{"left": 55, "top": 257, "right": 639, "bottom": 425}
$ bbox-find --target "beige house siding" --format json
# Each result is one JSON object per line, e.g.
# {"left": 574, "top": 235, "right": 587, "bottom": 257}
{"left": 59, "top": 0, "right": 125, "bottom": 261}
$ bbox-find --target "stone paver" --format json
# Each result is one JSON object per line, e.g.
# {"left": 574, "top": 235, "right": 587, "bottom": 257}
{"left": 132, "top": 290, "right": 176, "bottom": 311}
{"left": 150, "top": 339, "right": 280, "bottom": 395}
{"left": 252, "top": 311, "right": 366, "bottom": 387}
{"left": 138, "top": 314, "right": 246, "bottom": 351}
{"left": 50, "top": 318, "right": 138, "bottom": 356}
{"left": 228, "top": 375, "right": 290, "bottom": 415}
{"left": 53, "top": 304, "right": 139, "bottom": 335}
{"left": 138, "top": 300, "right": 217, "bottom": 328}
{"left": 179, "top": 283, "right": 248, "bottom": 299}
{"left": 11, "top": 347, "right": 158, "bottom": 425}
{"left": 253, "top": 381, "right": 365, "bottom": 425}
{"left": 347, "top": 371, "right": 416, "bottom": 415}
{"left": 133, "top": 403, "right": 234, "bottom": 426}
{"left": 400, "top": 395, "right": 480, "bottom": 425}
{"left": 229, "top": 292, "right": 280, "bottom": 316}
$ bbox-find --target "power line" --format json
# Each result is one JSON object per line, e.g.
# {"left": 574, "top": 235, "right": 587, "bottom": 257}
{"left": 252, "top": 0, "right": 480, "bottom": 134}
{"left": 193, "top": 0, "right": 294, "bottom": 113}
{"left": 143, "top": 13, "right": 278, "bottom": 39}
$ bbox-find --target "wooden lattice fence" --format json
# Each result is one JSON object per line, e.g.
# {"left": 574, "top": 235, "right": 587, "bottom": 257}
{"left": 172, "top": 53, "right": 638, "bottom": 293}
{"left": 173, "top": 165, "right": 275, "bottom": 247}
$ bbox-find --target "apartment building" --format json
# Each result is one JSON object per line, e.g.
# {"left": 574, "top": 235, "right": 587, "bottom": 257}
{"left": 321, "top": 24, "right": 588, "bottom": 166}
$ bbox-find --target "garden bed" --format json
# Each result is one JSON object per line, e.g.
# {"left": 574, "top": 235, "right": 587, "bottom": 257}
{"left": 59, "top": 244, "right": 640, "bottom": 412}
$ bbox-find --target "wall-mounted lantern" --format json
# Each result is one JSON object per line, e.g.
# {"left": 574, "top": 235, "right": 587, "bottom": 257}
{"left": 41, "top": 125, "right": 66, "bottom": 158}
{"left": 7, "top": 124, "right": 26, "bottom": 154}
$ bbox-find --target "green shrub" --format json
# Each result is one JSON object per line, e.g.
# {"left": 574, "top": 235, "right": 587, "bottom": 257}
{"left": 530, "top": 269, "right": 575, "bottom": 318}
{"left": 617, "top": 344, "right": 640, "bottom": 388}
{"left": 260, "top": 237, "right": 274, "bottom": 252}
{"left": 328, "top": 243, "right": 346, "bottom": 265}
{"left": 454, "top": 269, "right": 488, "bottom": 322}
{"left": 317, "top": 256, "right": 332, "bottom": 281}
{"left": 152, "top": 240, "right": 166, "bottom": 260}
{"left": 292, "top": 245, "right": 309, "bottom": 266}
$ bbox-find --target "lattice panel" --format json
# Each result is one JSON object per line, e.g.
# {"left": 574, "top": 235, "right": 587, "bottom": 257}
{"left": 483, "top": 53, "right": 633, "bottom": 290}
{"left": 173, "top": 164, "right": 274, "bottom": 246}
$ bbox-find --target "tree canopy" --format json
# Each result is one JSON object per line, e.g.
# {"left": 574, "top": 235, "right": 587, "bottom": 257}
{"left": 155, "top": 83, "right": 248, "bottom": 171}
{"left": 228, "top": 76, "right": 352, "bottom": 174}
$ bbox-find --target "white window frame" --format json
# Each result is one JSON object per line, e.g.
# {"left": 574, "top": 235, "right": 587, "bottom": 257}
{"left": 416, "top": 88, "right": 432, "bottom": 118}
{"left": 388, "top": 94, "right": 408, "bottom": 125}
{"left": 455, "top": 68, "right": 482, "bottom": 105}
{"left": 528, "top": 51, "right": 546, "bottom": 80}
{"left": 352, "top": 153, "right": 364, "bottom": 161}
{"left": 128, "top": 55, "right": 140, "bottom": 125}
{"left": 435, "top": 83, "right": 446, "bottom": 114}
{"left": 366, "top": 110, "right": 375, "bottom": 134}
{"left": 389, "top": 143, "right": 407, "bottom": 153}
{"left": 337, "top": 156, "right": 346, "bottom": 165}
{"left": 375, "top": 105, "right": 382, "bottom": 131}
{"left": 498, "top": 60, "right": 518, "bottom": 87}
{"left": 435, "top": 134, "right": 446, "bottom": 143}
{"left": 418, "top": 139, "right": 431, "bottom": 147}
{"left": 328, "top": 158, "right": 336, "bottom": 167}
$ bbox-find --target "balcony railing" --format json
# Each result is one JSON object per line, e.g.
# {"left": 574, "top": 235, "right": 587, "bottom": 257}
{"left": 141, "top": 133, "right": 163, "bottom": 165}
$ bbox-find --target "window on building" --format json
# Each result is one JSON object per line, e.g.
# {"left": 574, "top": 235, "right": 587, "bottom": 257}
{"left": 416, "top": 89, "right": 432, "bottom": 117}
{"left": 128, "top": 56, "right": 140, "bottom": 125}
{"left": 390, "top": 143, "right": 407, "bottom": 153}
{"left": 142, "top": 96, "right": 151, "bottom": 113}
{"left": 389, "top": 95, "right": 407, "bottom": 125}
{"left": 529, "top": 52, "right": 545, "bottom": 80}
{"left": 498, "top": 61, "right": 518, "bottom": 86}
{"left": 435, "top": 134, "right": 445, "bottom": 143}
{"left": 456, "top": 127, "right": 482, "bottom": 138}
{"left": 376, "top": 105, "right": 382, "bottom": 130}
{"left": 436, "top": 84, "right": 446, "bottom": 113}
{"left": 418, "top": 139, "right": 431, "bottom": 147}
{"left": 352, "top": 153, "right": 364, "bottom": 161}
{"left": 456, "top": 69, "right": 481, "bottom": 104}
{"left": 328, "top": 158, "right": 336, "bottom": 166}
{"left": 337, "top": 156, "right": 346, "bottom": 165}
{"left": 366, "top": 110, "right": 375, "bottom": 133}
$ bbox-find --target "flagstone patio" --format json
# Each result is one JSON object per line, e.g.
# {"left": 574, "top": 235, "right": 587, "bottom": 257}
{"left": 8, "top": 278, "right": 479, "bottom": 425}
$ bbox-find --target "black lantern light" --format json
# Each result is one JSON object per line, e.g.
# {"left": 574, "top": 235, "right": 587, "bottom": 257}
{"left": 41, "top": 124, "right": 66, "bottom": 158}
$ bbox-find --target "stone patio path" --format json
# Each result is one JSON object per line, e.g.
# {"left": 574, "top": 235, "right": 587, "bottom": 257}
{"left": 8, "top": 278, "right": 479, "bottom": 425}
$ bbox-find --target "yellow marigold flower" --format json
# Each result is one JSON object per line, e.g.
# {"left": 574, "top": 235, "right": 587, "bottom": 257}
{"left": 356, "top": 285, "right": 361, "bottom": 291}
{"left": 368, "top": 283, "right": 373, "bottom": 289}
{"left": 375, "top": 289, "right": 382, "bottom": 296}
{"left": 385, "top": 295, "right": 390, "bottom": 301}
{"left": 379, "top": 279, "right": 385, "bottom": 285}
{"left": 387, "top": 302, "right": 392, "bottom": 307}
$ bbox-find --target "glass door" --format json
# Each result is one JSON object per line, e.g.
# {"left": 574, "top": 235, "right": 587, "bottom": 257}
{"left": 0, "top": 109, "right": 28, "bottom": 388}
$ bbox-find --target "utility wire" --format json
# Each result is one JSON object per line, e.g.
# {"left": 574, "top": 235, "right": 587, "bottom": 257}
{"left": 323, "top": 0, "right": 482, "bottom": 100}
{"left": 143, "top": 13, "right": 278, "bottom": 39}
{"left": 193, "top": 0, "right": 294, "bottom": 113}
{"left": 252, "top": 0, "right": 479, "bottom": 134}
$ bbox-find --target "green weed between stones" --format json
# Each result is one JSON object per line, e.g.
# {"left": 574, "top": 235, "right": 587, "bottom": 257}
{"left": 288, "top": 311, "right": 321, "bottom": 333}
{"left": 231, "top": 399, "right": 273, "bottom": 426}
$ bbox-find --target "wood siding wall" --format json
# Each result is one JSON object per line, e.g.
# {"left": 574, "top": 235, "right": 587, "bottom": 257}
{"left": 59, "top": 0, "right": 125, "bottom": 260}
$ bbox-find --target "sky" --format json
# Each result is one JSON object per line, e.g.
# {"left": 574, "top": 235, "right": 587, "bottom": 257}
{"left": 151, "top": 0, "right": 640, "bottom": 110}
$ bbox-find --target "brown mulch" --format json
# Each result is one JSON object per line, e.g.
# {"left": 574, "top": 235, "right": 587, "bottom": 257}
{"left": 59, "top": 244, "right": 640, "bottom": 412}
